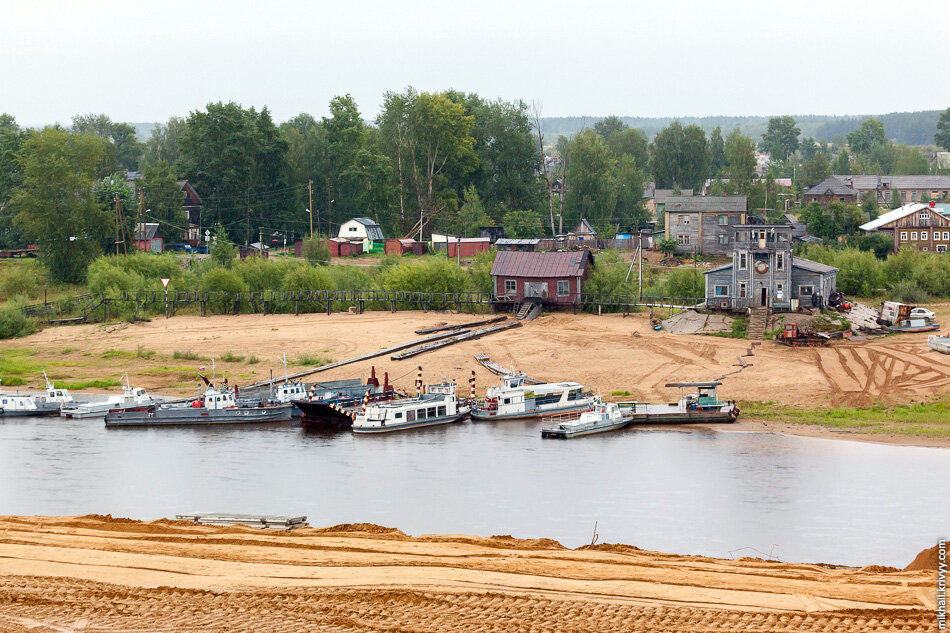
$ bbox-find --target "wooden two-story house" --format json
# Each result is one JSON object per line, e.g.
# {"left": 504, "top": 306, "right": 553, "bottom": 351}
{"left": 859, "top": 202, "right": 950, "bottom": 253}
{"left": 664, "top": 196, "right": 747, "bottom": 255}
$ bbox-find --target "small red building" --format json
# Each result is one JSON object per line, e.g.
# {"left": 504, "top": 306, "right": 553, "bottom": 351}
{"left": 134, "top": 223, "right": 164, "bottom": 252}
{"left": 328, "top": 238, "right": 363, "bottom": 257}
{"left": 490, "top": 250, "right": 594, "bottom": 307}
{"left": 385, "top": 238, "right": 427, "bottom": 256}
{"left": 446, "top": 237, "right": 491, "bottom": 258}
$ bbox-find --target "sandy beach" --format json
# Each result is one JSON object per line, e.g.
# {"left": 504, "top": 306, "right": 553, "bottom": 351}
{"left": 0, "top": 515, "right": 940, "bottom": 632}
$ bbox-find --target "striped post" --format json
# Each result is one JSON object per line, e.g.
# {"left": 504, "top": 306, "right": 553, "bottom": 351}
{"left": 470, "top": 370, "right": 476, "bottom": 399}
{"left": 416, "top": 366, "right": 423, "bottom": 396}
{"left": 361, "top": 390, "right": 369, "bottom": 414}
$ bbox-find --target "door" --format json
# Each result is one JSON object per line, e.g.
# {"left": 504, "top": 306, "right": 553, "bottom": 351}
{"left": 524, "top": 282, "right": 549, "bottom": 299}
{"left": 760, "top": 287, "right": 768, "bottom": 306}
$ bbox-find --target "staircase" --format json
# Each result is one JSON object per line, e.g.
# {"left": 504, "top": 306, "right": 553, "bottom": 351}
{"left": 747, "top": 307, "right": 769, "bottom": 340}
{"left": 515, "top": 302, "right": 540, "bottom": 321}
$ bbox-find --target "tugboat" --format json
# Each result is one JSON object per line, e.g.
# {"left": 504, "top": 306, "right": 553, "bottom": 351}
{"left": 104, "top": 377, "right": 292, "bottom": 427}
{"left": 352, "top": 379, "right": 466, "bottom": 434}
{"left": 541, "top": 400, "right": 631, "bottom": 439}
{"left": 61, "top": 375, "right": 154, "bottom": 419}
{"left": 293, "top": 367, "right": 397, "bottom": 429}
{"left": 619, "top": 381, "right": 739, "bottom": 424}
{"left": 471, "top": 372, "right": 596, "bottom": 421}
{"left": 0, "top": 372, "right": 74, "bottom": 417}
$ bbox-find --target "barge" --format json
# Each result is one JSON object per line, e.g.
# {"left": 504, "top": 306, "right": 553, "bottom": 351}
{"left": 619, "top": 382, "right": 739, "bottom": 424}
{"left": 293, "top": 367, "right": 396, "bottom": 429}
{"left": 471, "top": 372, "right": 596, "bottom": 421}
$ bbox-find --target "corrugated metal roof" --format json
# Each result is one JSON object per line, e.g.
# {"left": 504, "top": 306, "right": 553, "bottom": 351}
{"left": 804, "top": 176, "right": 856, "bottom": 196}
{"left": 836, "top": 174, "right": 950, "bottom": 190}
{"left": 490, "top": 250, "right": 593, "bottom": 278}
{"left": 859, "top": 203, "right": 928, "bottom": 231}
{"left": 496, "top": 238, "right": 540, "bottom": 245}
{"left": 792, "top": 256, "right": 837, "bottom": 274}
{"left": 665, "top": 196, "right": 746, "bottom": 213}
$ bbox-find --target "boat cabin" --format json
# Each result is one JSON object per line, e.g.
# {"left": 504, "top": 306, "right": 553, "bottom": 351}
{"left": 201, "top": 388, "right": 236, "bottom": 410}
{"left": 665, "top": 381, "right": 725, "bottom": 408}
{"left": 274, "top": 381, "right": 307, "bottom": 403}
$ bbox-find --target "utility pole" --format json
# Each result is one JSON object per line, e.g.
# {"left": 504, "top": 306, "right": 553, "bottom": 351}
{"left": 259, "top": 226, "right": 263, "bottom": 254}
{"left": 114, "top": 194, "right": 120, "bottom": 255}
{"left": 245, "top": 190, "right": 250, "bottom": 246}
{"left": 638, "top": 241, "right": 643, "bottom": 301}
{"left": 308, "top": 179, "right": 313, "bottom": 239}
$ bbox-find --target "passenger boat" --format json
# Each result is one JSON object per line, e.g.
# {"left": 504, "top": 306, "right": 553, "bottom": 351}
{"left": 352, "top": 380, "right": 466, "bottom": 434}
{"left": 293, "top": 367, "right": 397, "bottom": 429}
{"left": 541, "top": 400, "right": 631, "bottom": 439}
{"left": 470, "top": 372, "right": 596, "bottom": 421}
{"left": 61, "top": 377, "right": 154, "bottom": 419}
{"left": 104, "top": 383, "right": 293, "bottom": 427}
{"left": 928, "top": 334, "right": 950, "bottom": 354}
{"left": 618, "top": 381, "right": 739, "bottom": 424}
{"left": 0, "top": 372, "right": 74, "bottom": 418}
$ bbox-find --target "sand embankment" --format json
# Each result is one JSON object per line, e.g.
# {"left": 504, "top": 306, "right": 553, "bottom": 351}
{"left": 0, "top": 515, "right": 939, "bottom": 632}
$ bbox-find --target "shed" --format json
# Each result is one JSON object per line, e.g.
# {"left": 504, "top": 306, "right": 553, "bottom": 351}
{"left": 479, "top": 226, "right": 505, "bottom": 243}
{"left": 571, "top": 219, "right": 597, "bottom": 239}
{"left": 495, "top": 238, "right": 540, "bottom": 252}
{"left": 338, "top": 217, "right": 384, "bottom": 242}
{"left": 385, "top": 238, "right": 427, "bottom": 256}
{"left": 133, "top": 222, "right": 163, "bottom": 253}
{"left": 445, "top": 237, "right": 491, "bottom": 258}
{"left": 491, "top": 250, "right": 594, "bottom": 307}
{"left": 328, "top": 238, "right": 363, "bottom": 257}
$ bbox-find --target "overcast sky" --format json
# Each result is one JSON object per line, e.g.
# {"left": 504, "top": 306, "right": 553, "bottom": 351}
{"left": 5, "top": 0, "right": 949, "bottom": 127}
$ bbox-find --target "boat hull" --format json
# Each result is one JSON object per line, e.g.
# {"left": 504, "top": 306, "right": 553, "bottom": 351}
{"left": 352, "top": 413, "right": 464, "bottom": 434}
{"left": 626, "top": 409, "right": 739, "bottom": 424}
{"left": 541, "top": 419, "right": 629, "bottom": 439}
{"left": 0, "top": 406, "right": 61, "bottom": 418}
{"left": 471, "top": 402, "right": 592, "bottom": 421}
{"left": 104, "top": 403, "right": 294, "bottom": 427}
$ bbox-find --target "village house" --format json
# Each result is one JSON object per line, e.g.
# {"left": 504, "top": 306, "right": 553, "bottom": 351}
{"left": 664, "top": 195, "right": 747, "bottom": 255}
{"left": 133, "top": 223, "right": 163, "bottom": 252}
{"left": 490, "top": 250, "right": 594, "bottom": 309}
{"left": 643, "top": 185, "right": 693, "bottom": 217}
{"left": 178, "top": 180, "right": 203, "bottom": 245}
{"left": 338, "top": 217, "right": 384, "bottom": 242}
{"left": 835, "top": 174, "right": 950, "bottom": 205}
{"left": 703, "top": 225, "right": 838, "bottom": 311}
{"left": 859, "top": 202, "right": 950, "bottom": 253}
{"left": 803, "top": 176, "right": 858, "bottom": 206}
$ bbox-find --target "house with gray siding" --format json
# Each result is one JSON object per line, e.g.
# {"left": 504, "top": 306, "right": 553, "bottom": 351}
{"left": 704, "top": 225, "right": 837, "bottom": 311}
{"left": 664, "top": 196, "right": 747, "bottom": 255}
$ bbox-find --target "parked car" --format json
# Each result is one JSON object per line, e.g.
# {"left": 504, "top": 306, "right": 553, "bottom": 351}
{"left": 910, "top": 307, "right": 936, "bottom": 321}
{"left": 166, "top": 243, "right": 187, "bottom": 252}
{"left": 196, "top": 245, "right": 210, "bottom": 254}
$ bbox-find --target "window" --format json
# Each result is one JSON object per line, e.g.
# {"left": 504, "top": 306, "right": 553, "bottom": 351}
{"left": 938, "top": 245, "right": 947, "bottom": 253}
{"left": 718, "top": 234, "right": 729, "bottom": 245}
{"left": 394, "top": 412, "right": 403, "bottom": 419}
{"left": 739, "top": 283, "right": 747, "bottom": 298}
{"left": 944, "top": 231, "right": 949, "bottom": 240}
{"left": 677, "top": 234, "right": 690, "bottom": 245}
{"left": 504, "top": 279, "right": 516, "bottom": 294}
{"left": 839, "top": 197, "right": 845, "bottom": 202}
{"left": 438, "top": 406, "right": 446, "bottom": 417}
{"left": 718, "top": 215, "right": 727, "bottom": 225}
{"left": 715, "top": 285, "right": 728, "bottom": 296}
{"left": 799, "top": 285, "right": 814, "bottom": 296}
{"left": 921, "top": 231, "right": 928, "bottom": 240}
{"left": 911, "top": 231, "right": 918, "bottom": 240}
{"left": 911, "top": 191, "right": 918, "bottom": 200}
{"left": 681, "top": 215, "right": 691, "bottom": 225}
{"left": 920, "top": 212, "right": 930, "bottom": 220}
{"left": 348, "top": 226, "right": 357, "bottom": 232}
{"left": 557, "top": 280, "right": 570, "bottom": 296}
{"left": 776, "top": 283, "right": 784, "bottom": 299}
{"left": 900, "top": 231, "right": 908, "bottom": 241}
{"left": 776, "top": 253, "right": 784, "bottom": 270}
{"left": 739, "top": 252, "right": 748, "bottom": 270}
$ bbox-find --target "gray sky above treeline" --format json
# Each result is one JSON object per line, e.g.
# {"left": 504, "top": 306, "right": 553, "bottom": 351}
{"left": 5, "top": 0, "right": 948, "bottom": 127}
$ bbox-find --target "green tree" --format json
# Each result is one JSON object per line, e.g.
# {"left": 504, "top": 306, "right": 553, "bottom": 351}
{"left": 0, "top": 114, "right": 29, "bottom": 248}
{"left": 613, "top": 154, "right": 648, "bottom": 229}
{"left": 935, "top": 107, "right": 950, "bottom": 151}
{"left": 657, "top": 238, "right": 678, "bottom": 257}
{"left": 889, "top": 189, "right": 903, "bottom": 209}
{"left": 680, "top": 125, "right": 709, "bottom": 190}
{"left": 761, "top": 116, "right": 800, "bottom": 161}
{"left": 594, "top": 116, "right": 628, "bottom": 140}
{"left": 302, "top": 236, "right": 330, "bottom": 265}
{"left": 893, "top": 146, "right": 930, "bottom": 175}
{"left": 650, "top": 122, "right": 685, "bottom": 188}
{"left": 72, "top": 113, "right": 143, "bottom": 171}
{"left": 723, "top": 129, "right": 756, "bottom": 193}
{"left": 141, "top": 160, "right": 187, "bottom": 243}
{"left": 708, "top": 126, "right": 726, "bottom": 175}
{"left": 141, "top": 116, "right": 186, "bottom": 171}
{"left": 209, "top": 224, "right": 237, "bottom": 268}
{"left": 11, "top": 129, "right": 112, "bottom": 282}
{"left": 846, "top": 118, "right": 887, "bottom": 154}
{"left": 800, "top": 152, "right": 831, "bottom": 187}
{"left": 502, "top": 209, "right": 543, "bottom": 238}
{"left": 832, "top": 150, "right": 851, "bottom": 174}
{"left": 606, "top": 128, "right": 650, "bottom": 175}
{"left": 449, "top": 185, "right": 492, "bottom": 236}
{"left": 564, "top": 130, "right": 616, "bottom": 228}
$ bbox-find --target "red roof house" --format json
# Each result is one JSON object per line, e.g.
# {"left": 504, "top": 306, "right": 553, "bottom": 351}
{"left": 490, "top": 250, "right": 594, "bottom": 306}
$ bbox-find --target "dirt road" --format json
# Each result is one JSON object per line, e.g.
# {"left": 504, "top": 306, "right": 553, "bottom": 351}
{"left": 0, "top": 515, "right": 938, "bottom": 632}
{"left": 4, "top": 309, "right": 949, "bottom": 409}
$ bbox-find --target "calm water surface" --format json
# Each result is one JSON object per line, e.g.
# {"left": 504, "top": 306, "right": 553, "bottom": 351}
{"left": 0, "top": 414, "right": 946, "bottom": 567}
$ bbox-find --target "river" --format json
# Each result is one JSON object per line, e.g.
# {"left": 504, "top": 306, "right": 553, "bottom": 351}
{"left": 0, "top": 414, "right": 946, "bottom": 568}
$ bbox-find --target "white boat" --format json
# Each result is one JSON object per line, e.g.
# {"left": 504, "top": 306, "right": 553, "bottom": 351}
{"left": 61, "top": 377, "right": 154, "bottom": 419}
{"left": 928, "top": 334, "right": 950, "bottom": 354}
{"left": 618, "top": 381, "right": 739, "bottom": 424}
{"left": 352, "top": 381, "right": 467, "bottom": 434}
{"left": 541, "top": 400, "right": 630, "bottom": 439}
{"left": 471, "top": 372, "right": 596, "bottom": 421}
{"left": 269, "top": 354, "right": 309, "bottom": 416}
{"left": 0, "top": 372, "right": 74, "bottom": 418}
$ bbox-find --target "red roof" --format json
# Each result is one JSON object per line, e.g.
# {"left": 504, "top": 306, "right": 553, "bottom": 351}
{"left": 490, "top": 250, "right": 593, "bottom": 278}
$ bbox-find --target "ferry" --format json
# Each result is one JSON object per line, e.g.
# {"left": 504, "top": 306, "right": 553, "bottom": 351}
{"left": 470, "top": 372, "right": 596, "bottom": 421}
{"left": 293, "top": 367, "right": 397, "bottom": 429}
{"left": 619, "top": 381, "right": 739, "bottom": 424}
{"left": 352, "top": 381, "right": 466, "bottom": 434}
{"left": 61, "top": 377, "right": 154, "bottom": 419}
{"left": 104, "top": 384, "right": 293, "bottom": 427}
{"left": 541, "top": 400, "right": 631, "bottom": 439}
{"left": 0, "top": 372, "right": 74, "bottom": 418}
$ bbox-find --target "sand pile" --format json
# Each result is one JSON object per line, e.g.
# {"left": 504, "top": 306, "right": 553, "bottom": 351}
{"left": 904, "top": 544, "right": 941, "bottom": 571}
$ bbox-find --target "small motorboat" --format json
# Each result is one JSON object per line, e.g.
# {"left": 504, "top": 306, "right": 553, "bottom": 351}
{"left": 0, "top": 372, "right": 74, "bottom": 418}
{"left": 352, "top": 380, "right": 467, "bottom": 434}
{"left": 541, "top": 400, "right": 631, "bottom": 439}
{"left": 61, "top": 376, "right": 154, "bottom": 418}
{"left": 888, "top": 318, "right": 940, "bottom": 333}
{"left": 619, "top": 381, "right": 739, "bottom": 424}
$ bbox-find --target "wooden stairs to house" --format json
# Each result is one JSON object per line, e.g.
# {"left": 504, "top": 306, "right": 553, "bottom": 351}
{"left": 515, "top": 302, "right": 541, "bottom": 321}
{"left": 747, "top": 307, "right": 769, "bottom": 340}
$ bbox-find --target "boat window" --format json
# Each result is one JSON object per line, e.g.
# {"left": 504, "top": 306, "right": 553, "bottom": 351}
{"left": 503, "top": 398, "right": 510, "bottom": 405}
{"left": 567, "top": 389, "right": 581, "bottom": 401}
{"left": 427, "top": 407, "right": 437, "bottom": 418}
{"left": 407, "top": 410, "right": 416, "bottom": 421}
{"left": 534, "top": 393, "right": 563, "bottom": 405}
{"left": 394, "top": 412, "right": 402, "bottom": 419}
{"left": 438, "top": 406, "right": 446, "bottom": 417}
{"left": 417, "top": 408, "right": 426, "bottom": 420}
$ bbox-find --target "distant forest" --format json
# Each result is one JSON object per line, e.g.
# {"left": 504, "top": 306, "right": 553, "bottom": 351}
{"left": 539, "top": 111, "right": 942, "bottom": 146}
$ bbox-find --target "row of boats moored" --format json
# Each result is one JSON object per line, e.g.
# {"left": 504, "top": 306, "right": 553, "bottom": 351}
{"left": 1, "top": 363, "right": 740, "bottom": 439}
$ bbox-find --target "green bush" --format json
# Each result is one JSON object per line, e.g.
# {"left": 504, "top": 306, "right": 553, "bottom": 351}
{"left": 302, "top": 237, "right": 331, "bottom": 265}
{"left": 0, "top": 262, "right": 47, "bottom": 300}
{"left": 888, "top": 279, "right": 930, "bottom": 303}
{"left": 664, "top": 268, "right": 704, "bottom": 298}
{"left": 0, "top": 297, "right": 38, "bottom": 340}
{"left": 199, "top": 268, "right": 249, "bottom": 313}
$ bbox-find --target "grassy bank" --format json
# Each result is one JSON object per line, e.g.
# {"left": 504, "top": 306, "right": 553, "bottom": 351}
{"left": 741, "top": 400, "right": 950, "bottom": 439}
